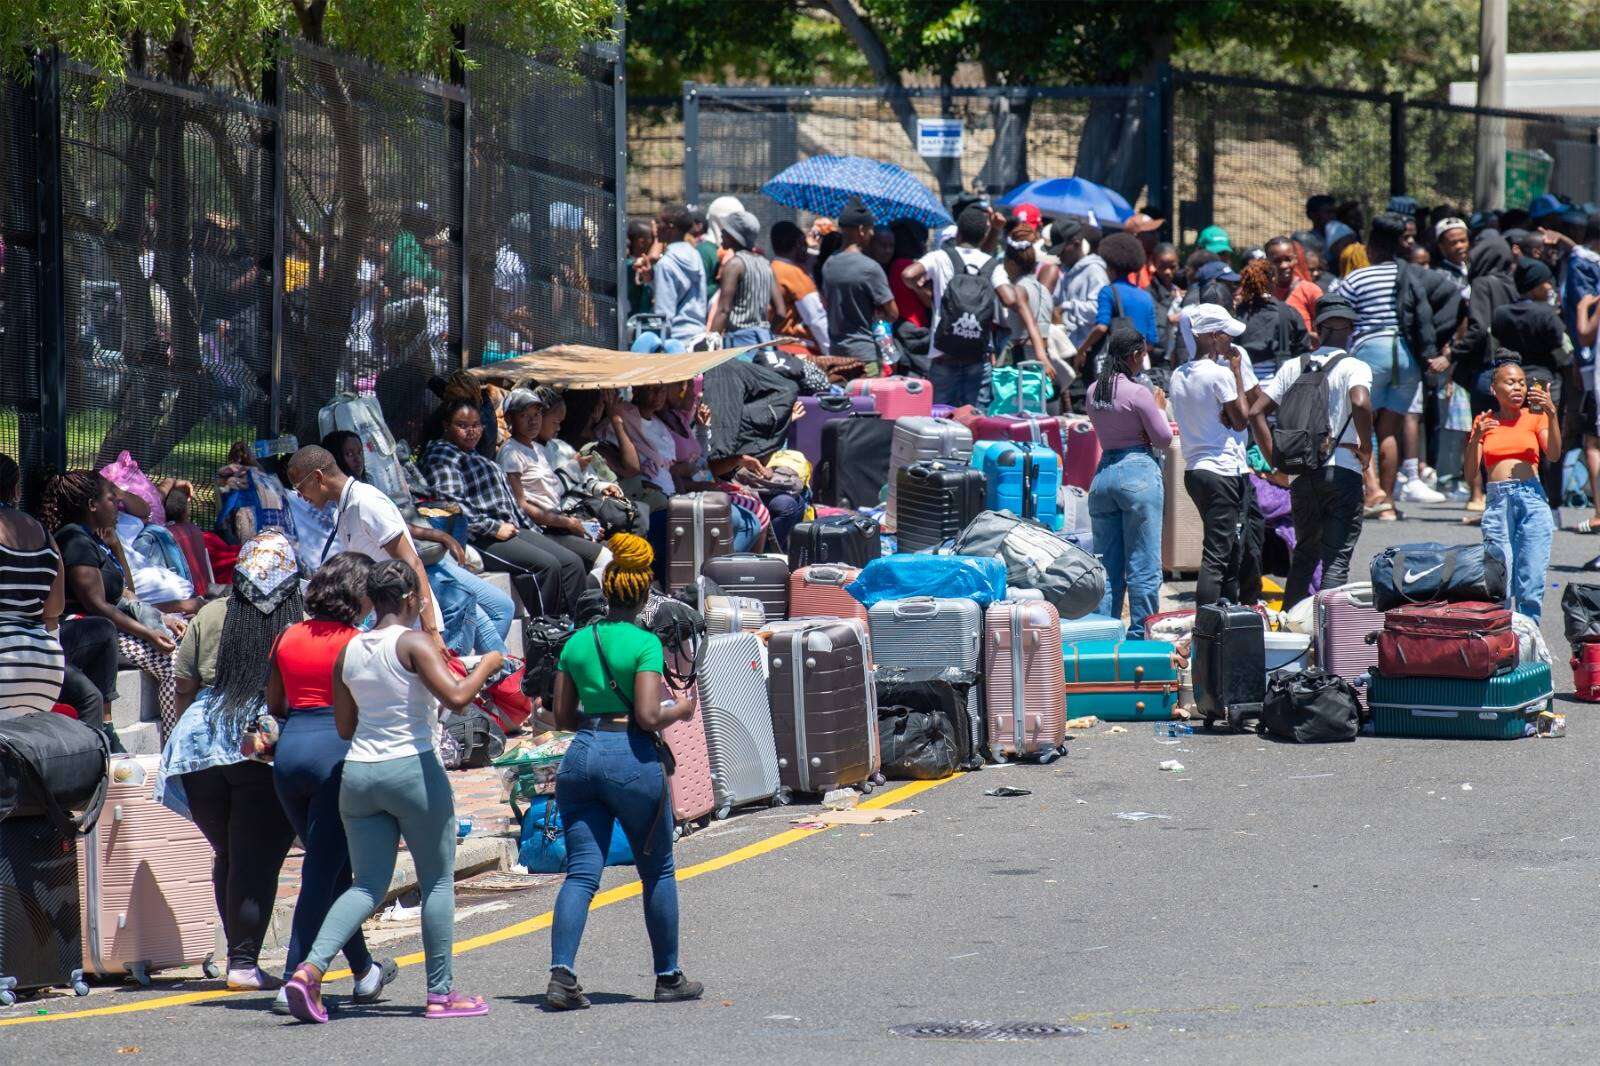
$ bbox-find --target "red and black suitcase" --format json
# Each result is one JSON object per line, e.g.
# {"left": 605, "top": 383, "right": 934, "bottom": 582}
{"left": 1574, "top": 642, "right": 1600, "bottom": 702}
{"left": 1371, "top": 601, "right": 1517, "bottom": 680}
{"left": 788, "top": 513, "right": 881, "bottom": 570}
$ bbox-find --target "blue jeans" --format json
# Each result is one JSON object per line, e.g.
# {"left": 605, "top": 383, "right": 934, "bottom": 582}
{"left": 1088, "top": 448, "right": 1163, "bottom": 638}
{"left": 1481, "top": 477, "right": 1555, "bottom": 620}
{"left": 428, "top": 557, "right": 514, "bottom": 656}
{"left": 731, "top": 504, "right": 761, "bottom": 552}
{"left": 927, "top": 358, "right": 992, "bottom": 409}
{"left": 550, "top": 724, "right": 679, "bottom": 976}
{"left": 1351, "top": 330, "right": 1421, "bottom": 414}
{"left": 726, "top": 326, "right": 773, "bottom": 354}
{"left": 765, "top": 491, "right": 807, "bottom": 551}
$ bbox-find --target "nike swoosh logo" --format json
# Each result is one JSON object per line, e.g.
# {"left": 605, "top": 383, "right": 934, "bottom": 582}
{"left": 1403, "top": 564, "right": 1443, "bottom": 584}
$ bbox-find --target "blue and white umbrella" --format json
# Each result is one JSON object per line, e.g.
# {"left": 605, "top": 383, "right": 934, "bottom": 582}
{"left": 762, "top": 155, "right": 953, "bottom": 228}
{"left": 997, "top": 177, "right": 1133, "bottom": 225}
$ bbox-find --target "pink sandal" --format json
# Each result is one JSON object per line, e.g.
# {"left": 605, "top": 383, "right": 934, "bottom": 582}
{"left": 426, "top": 989, "right": 489, "bottom": 1019}
{"left": 283, "top": 964, "right": 329, "bottom": 1024}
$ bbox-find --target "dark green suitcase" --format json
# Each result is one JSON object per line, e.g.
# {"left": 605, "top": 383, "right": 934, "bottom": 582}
{"left": 1367, "top": 663, "right": 1553, "bottom": 739}
{"left": 1063, "top": 640, "right": 1181, "bottom": 722}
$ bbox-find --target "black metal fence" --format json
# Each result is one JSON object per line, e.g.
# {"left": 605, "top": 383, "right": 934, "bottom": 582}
{"left": 1, "top": 37, "right": 623, "bottom": 516}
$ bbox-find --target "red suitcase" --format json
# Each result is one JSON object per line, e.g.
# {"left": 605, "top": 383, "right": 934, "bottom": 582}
{"left": 1573, "top": 643, "right": 1600, "bottom": 702}
{"left": 1372, "top": 601, "right": 1518, "bottom": 680}
{"left": 788, "top": 565, "right": 870, "bottom": 629}
{"left": 953, "top": 409, "right": 1067, "bottom": 462}
{"left": 1061, "top": 418, "right": 1101, "bottom": 491}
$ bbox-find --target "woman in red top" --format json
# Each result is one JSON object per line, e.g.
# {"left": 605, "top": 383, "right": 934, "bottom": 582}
{"left": 267, "top": 552, "right": 396, "bottom": 1012}
{"left": 1465, "top": 361, "right": 1558, "bottom": 620}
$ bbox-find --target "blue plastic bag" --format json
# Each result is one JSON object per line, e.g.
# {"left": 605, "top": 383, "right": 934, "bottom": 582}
{"left": 846, "top": 554, "right": 1008, "bottom": 609}
{"left": 517, "top": 796, "right": 635, "bottom": 873}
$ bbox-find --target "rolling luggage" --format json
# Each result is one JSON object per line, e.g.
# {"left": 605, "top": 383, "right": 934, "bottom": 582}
{"left": 1369, "top": 542, "right": 1507, "bottom": 611}
{"left": 1193, "top": 602, "right": 1268, "bottom": 729}
{"left": 1062, "top": 417, "right": 1102, "bottom": 491}
{"left": 958, "top": 410, "right": 1067, "bottom": 460}
{"left": 869, "top": 597, "right": 983, "bottom": 682}
{"left": 1162, "top": 432, "right": 1203, "bottom": 574}
{"left": 787, "top": 513, "right": 880, "bottom": 570}
{"left": 988, "top": 360, "right": 1051, "bottom": 417}
{"left": 895, "top": 461, "right": 986, "bottom": 552}
{"left": 1573, "top": 642, "right": 1600, "bottom": 702}
{"left": 1062, "top": 640, "right": 1181, "bottom": 721}
{"left": 978, "top": 442, "right": 1062, "bottom": 530}
{"left": 696, "top": 633, "right": 783, "bottom": 816}
{"left": 788, "top": 393, "right": 876, "bottom": 462}
{"left": 877, "top": 679, "right": 980, "bottom": 771}
{"left": 0, "top": 816, "right": 88, "bottom": 1004}
{"left": 1367, "top": 662, "right": 1553, "bottom": 739}
{"left": 661, "top": 681, "right": 717, "bottom": 829}
{"left": 763, "top": 618, "right": 879, "bottom": 794}
{"left": 78, "top": 755, "right": 219, "bottom": 984}
{"left": 788, "top": 565, "right": 869, "bottom": 627}
{"left": 1061, "top": 613, "right": 1127, "bottom": 645}
{"left": 885, "top": 417, "right": 973, "bottom": 530}
{"left": 816, "top": 414, "right": 895, "bottom": 509}
{"left": 1372, "top": 601, "right": 1517, "bottom": 680}
{"left": 848, "top": 376, "right": 933, "bottom": 419}
{"left": 667, "top": 492, "right": 734, "bottom": 595}
{"left": 703, "top": 595, "right": 768, "bottom": 636}
{"left": 984, "top": 601, "right": 1067, "bottom": 761}
{"left": 700, "top": 552, "right": 790, "bottom": 621}
{"left": 1314, "top": 582, "right": 1383, "bottom": 707}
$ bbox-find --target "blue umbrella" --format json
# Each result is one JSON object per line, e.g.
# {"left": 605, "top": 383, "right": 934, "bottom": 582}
{"left": 762, "top": 155, "right": 953, "bottom": 228}
{"left": 998, "top": 178, "right": 1133, "bottom": 225}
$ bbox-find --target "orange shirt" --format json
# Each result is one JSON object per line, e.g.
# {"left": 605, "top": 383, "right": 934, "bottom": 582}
{"left": 1480, "top": 410, "right": 1549, "bottom": 470}
{"left": 771, "top": 259, "right": 817, "bottom": 342}
{"left": 1274, "top": 278, "right": 1323, "bottom": 333}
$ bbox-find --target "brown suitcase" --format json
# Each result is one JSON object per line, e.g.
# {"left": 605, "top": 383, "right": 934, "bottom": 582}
{"left": 787, "top": 565, "right": 868, "bottom": 629}
{"left": 1161, "top": 431, "right": 1203, "bottom": 575}
{"left": 667, "top": 492, "right": 734, "bottom": 594}
{"left": 762, "top": 618, "right": 880, "bottom": 795}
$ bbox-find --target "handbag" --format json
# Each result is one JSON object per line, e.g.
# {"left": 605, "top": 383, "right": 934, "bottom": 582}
{"left": 517, "top": 796, "right": 634, "bottom": 873}
{"left": 0, "top": 712, "right": 111, "bottom": 835}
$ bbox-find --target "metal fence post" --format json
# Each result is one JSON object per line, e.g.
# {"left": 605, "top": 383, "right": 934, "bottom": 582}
{"left": 1590, "top": 122, "right": 1600, "bottom": 208}
{"left": 262, "top": 36, "right": 285, "bottom": 439}
{"left": 1389, "top": 91, "right": 1407, "bottom": 197}
{"left": 451, "top": 24, "right": 470, "bottom": 371}
{"left": 682, "top": 81, "right": 700, "bottom": 209}
{"left": 1147, "top": 63, "right": 1174, "bottom": 235}
{"left": 613, "top": 3, "right": 629, "bottom": 347}
{"left": 33, "top": 47, "right": 66, "bottom": 473}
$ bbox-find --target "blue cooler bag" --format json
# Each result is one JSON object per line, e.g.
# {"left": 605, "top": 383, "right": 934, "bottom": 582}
{"left": 518, "top": 796, "right": 635, "bottom": 873}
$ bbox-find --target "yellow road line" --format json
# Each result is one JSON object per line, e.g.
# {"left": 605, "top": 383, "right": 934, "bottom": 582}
{"left": 0, "top": 775, "right": 957, "bottom": 1028}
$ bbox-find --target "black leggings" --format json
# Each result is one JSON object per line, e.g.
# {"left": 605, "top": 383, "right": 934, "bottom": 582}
{"left": 58, "top": 616, "right": 123, "bottom": 751}
{"left": 183, "top": 759, "right": 296, "bottom": 970}
{"left": 473, "top": 528, "right": 590, "bottom": 617}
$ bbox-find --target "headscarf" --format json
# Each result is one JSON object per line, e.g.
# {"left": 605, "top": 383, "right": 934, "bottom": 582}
{"left": 705, "top": 196, "right": 745, "bottom": 246}
{"left": 211, "top": 530, "right": 304, "bottom": 724}
{"left": 231, "top": 529, "right": 301, "bottom": 616}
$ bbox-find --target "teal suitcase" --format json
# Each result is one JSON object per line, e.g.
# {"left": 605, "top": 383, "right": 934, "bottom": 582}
{"left": 1063, "top": 640, "right": 1181, "bottom": 722}
{"left": 1367, "top": 663, "right": 1553, "bottom": 739}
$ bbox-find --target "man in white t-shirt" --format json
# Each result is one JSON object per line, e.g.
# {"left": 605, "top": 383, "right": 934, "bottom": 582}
{"left": 1170, "top": 303, "right": 1265, "bottom": 607}
{"left": 1248, "top": 293, "right": 1374, "bottom": 610}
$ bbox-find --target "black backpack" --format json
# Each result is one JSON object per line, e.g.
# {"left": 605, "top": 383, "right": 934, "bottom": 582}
{"left": 520, "top": 615, "right": 575, "bottom": 703}
{"left": 933, "top": 247, "right": 1000, "bottom": 361}
{"left": 1256, "top": 667, "right": 1362, "bottom": 743}
{"left": 1271, "top": 351, "right": 1353, "bottom": 475}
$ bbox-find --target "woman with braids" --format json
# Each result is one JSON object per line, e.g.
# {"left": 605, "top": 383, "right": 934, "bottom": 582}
{"left": 1085, "top": 322, "right": 1172, "bottom": 639}
{"left": 539, "top": 532, "right": 703, "bottom": 1011}
{"left": 1233, "top": 255, "right": 1310, "bottom": 381}
{"left": 284, "top": 560, "right": 501, "bottom": 1023}
{"left": 155, "top": 531, "right": 301, "bottom": 991}
{"left": 41, "top": 470, "right": 184, "bottom": 735}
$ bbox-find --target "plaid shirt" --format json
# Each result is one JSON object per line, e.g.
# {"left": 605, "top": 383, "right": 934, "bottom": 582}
{"left": 419, "top": 439, "right": 528, "bottom": 540}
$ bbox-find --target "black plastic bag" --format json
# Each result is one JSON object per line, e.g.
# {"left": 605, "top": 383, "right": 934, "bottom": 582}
{"left": 1562, "top": 583, "right": 1600, "bottom": 647}
{"left": 878, "top": 709, "right": 959, "bottom": 780}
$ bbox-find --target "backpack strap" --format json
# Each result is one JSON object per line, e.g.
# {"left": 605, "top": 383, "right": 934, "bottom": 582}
{"left": 945, "top": 245, "right": 970, "bottom": 278}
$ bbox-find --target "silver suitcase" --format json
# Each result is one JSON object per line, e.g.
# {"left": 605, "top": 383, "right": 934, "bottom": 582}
{"left": 704, "top": 595, "right": 767, "bottom": 636}
{"left": 696, "top": 633, "right": 783, "bottom": 817}
{"left": 868, "top": 596, "right": 983, "bottom": 681}
{"left": 885, "top": 417, "right": 973, "bottom": 531}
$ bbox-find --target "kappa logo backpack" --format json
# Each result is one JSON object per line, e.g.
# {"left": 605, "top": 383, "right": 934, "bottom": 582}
{"left": 1272, "top": 350, "right": 1352, "bottom": 475}
{"left": 934, "top": 247, "right": 999, "bottom": 361}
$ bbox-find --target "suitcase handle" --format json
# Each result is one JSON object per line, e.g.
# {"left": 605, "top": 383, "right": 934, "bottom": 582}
{"left": 893, "top": 598, "right": 938, "bottom": 617}
{"left": 808, "top": 566, "right": 849, "bottom": 584}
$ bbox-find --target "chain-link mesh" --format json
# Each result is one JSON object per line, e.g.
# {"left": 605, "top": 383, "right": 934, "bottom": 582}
{"left": 1407, "top": 103, "right": 1600, "bottom": 214}
{"left": 0, "top": 75, "right": 40, "bottom": 480}
{"left": 627, "top": 98, "right": 683, "bottom": 219}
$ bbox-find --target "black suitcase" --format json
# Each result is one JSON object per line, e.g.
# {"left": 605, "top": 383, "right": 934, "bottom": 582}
{"left": 0, "top": 816, "right": 87, "bottom": 1004}
{"left": 1193, "top": 602, "right": 1267, "bottom": 730}
{"left": 816, "top": 414, "right": 894, "bottom": 509}
{"left": 700, "top": 552, "right": 792, "bottom": 621}
{"left": 787, "top": 513, "right": 882, "bottom": 570}
{"left": 895, "top": 460, "right": 986, "bottom": 552}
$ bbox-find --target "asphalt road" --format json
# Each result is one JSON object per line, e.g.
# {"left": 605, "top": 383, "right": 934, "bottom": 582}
{"left": 6, "top": 497, "right": 1600, "bottom": 1064}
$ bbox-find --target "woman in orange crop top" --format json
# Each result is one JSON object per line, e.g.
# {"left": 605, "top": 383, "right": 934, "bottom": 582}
{"left": 1464, "top": 361, "right": 1557, "bottom": 620}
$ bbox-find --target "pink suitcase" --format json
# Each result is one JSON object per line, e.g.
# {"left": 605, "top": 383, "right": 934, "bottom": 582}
{"left": 1062, "top": 417, "right": 1101, "bottom": 491}
{"left": 788, "top": 565, "right": 870, "bottom": 631}
{"left": 848, "top": 376, "right": 933, "bottom": 420}
{"left": 658, "top": 641, "right": 716, "bottom": 830}
{"left": 984, "top": 600, "right": 1067, "bottom": 761}
{"left": 1314, "top": 582, "right": 1383, "bottom": 709}
{"left": 78, "top": 755, "right": 219, "bottom": 984}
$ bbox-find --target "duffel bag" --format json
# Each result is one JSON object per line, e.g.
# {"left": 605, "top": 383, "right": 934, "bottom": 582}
{"left": 1561, "top": 583, "right": 1600, "bottom": 647}
{"left": 441, "top": 707, "right": 506, "bottom": 769}
{"left": 877, "top": 709, "right": 960, "bottom": 780}
{"left": 1367, "top": 601, "right": 1517, "bottom": 680}
{"left": 520, "top": 615, "right": 575, "bottom": 704}
{"left": 0, "top": 712, "right": 110, "bottom": 834}
{"left": 951, "top": 509, "right": 1105, "bottom": 619}
{"left": 1369, "top": 542, "right": 1506, "bottom": 611}
{"left": 1257, "top": 667, "right": 1361, "bottom": 743}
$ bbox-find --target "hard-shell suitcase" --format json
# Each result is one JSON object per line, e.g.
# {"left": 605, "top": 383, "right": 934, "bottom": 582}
{"left": 817, "top": 415, "right": 895, "bottom": 509}
{"left": 700, "top": 552, "right": 790, "bottom": 621}
{"left": 704, "top": 595, "right": 768, "bottom": 636}
{"left": 660, "top": 679, "right": 717, "bottom": 829}
{"left": 1061, "top": 613, "right": 1127, "bottom": 646}
{"left": 895, "top": 461, "right": 986, "bottom": 552}
{"left": 788, "top": 393, "right": 876, "bottom": 462}
{"left": 1062, "top": 418, "right": 1102, "bottom": 491}
{"left": 1368, "top": 663, "right": 1554, "bottom": 739}
{"left": 696, "top": 633, "right": 783, "bottom": 817}
{"left": 848, "top": 376, "right": 933, "bottom": 420}
{"left": 984, "top": 601, "right": 1067, "bottom": 761}
{"left": 1062, "top": 640, "right": 1181, "bottom": 721}
{"left": 988, "top": 361, "right": 1052, "bottom": 417}
{"left": 958, "top": 410, "right": 1067, "bottom": 461}
{"left": 1193, "top": 602, "right": 1268, "bottom": 729}
{"left": 1162, "top": 432, "right": 1203, "bottom": 574}
{"left": 869, "top": 597, "right": 983, "bottom": 682}
{"left": 885, "top": 417, "right": 974, "bottom": 530}
{"left": 763, "top": 618, "right": 880, "bottom": 794}
{"left": 78, "top": 755, "right": 218, "bottom": 983}
{"left": 979, "top": 442, "right": 1062, "bottom": 530}
{"left": 788, "top": 513, "right": 881, "bottom": 570}
{"left": 1372, "top": 601, "right": 1518, "bottom": 680}
{"left": 1574, "top": 642, "right": 1600, "bottom": 702}
{"left": 667, "top": 492, "right": 735, "bottom": 595}
{"left": 0, "top": 816, "right": 88, "bottom": 1004}
{"left": 1314, "top": 582, "right": 1384, "bottom": 708}
{"left": 787, "top": 565, "right": 869, "bottom": 628}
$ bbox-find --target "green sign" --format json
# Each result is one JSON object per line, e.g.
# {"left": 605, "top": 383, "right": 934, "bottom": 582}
{"left": 1505, "top": 147, "right": 1553, "bottom": 210}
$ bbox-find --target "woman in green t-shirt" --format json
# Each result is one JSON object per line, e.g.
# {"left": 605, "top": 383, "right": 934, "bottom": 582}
{"left": 542, "top": 532, "right": 702, "bottom": 1010}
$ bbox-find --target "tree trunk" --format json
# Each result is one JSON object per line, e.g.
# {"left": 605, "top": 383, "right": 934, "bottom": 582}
{"left": 1073, "top": 37, "right": 1174, "bottom": 210}
{"left": 977, "top": 89, "right": 1033, "bottom": 195}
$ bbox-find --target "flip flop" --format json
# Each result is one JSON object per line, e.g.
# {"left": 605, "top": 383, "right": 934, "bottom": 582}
{"left": 1465, "top": 498, "right": 1486, "bottom": 513}
{"left": 283, "top": 964, "right": 329, "bottom": 1024}
{"left": 1460, "top": 512, "right": 1483, "bottom": 526}
{"left": 1363, "top": 501, "right": 1396, "bottom": 519}
{"left": 426, "top": 989, "right": 490, "bottom": 1019}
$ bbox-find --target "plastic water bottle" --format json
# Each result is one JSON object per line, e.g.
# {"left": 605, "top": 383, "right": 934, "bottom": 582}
{"left": 1152, "top": 721, "right": 1194, "bottom": 738}
{"left": 253, "top": 434, "right": 299, "bottom": 459}
{"left": 872, "top": 320, "right": 898, "bottom": 366}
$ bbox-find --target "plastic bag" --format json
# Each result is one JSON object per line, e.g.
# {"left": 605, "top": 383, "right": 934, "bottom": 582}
{"left": 846, "top": 554, "right": 1007, "bottom": 609}
{"left": 877, "top": 709, "right": 959, "bottom": 780}
{"left": 100, "top": 450, "right": 166, "bottom": 525}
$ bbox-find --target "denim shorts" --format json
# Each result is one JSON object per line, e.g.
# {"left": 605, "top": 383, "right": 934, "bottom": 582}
{"left": 1351, "top": 330, "right": 1421, "bottom": 414}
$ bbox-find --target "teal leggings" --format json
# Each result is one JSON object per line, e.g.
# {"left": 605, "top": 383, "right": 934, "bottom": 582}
{"left": 305, "top": 750, "right": 457, "bottom": 995}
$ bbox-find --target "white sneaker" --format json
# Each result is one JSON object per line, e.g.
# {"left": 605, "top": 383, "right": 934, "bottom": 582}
{"left": 1398, "top": 479, "right": 1448, "bottom": 504}
{"left": 1420, "top": 464, "right": 1439, "bottom": 489}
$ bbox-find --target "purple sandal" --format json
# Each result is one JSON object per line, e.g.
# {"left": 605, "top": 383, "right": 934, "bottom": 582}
{"left": 426, "top": 989, "right": 489, "bottom": 1019}
{"left": 283, "top": 964, "right": 329, "bottom": 1024}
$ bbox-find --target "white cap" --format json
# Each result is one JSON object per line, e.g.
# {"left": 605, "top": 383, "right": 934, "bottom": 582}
{"left": 1182, "top": 303, "right": 1247, "bottom": 338}
{"left": 1434, "top": 216, "right": 1468, "bottom": 238}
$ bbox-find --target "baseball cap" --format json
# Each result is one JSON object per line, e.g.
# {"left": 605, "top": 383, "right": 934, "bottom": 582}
{"left": 1433, "top": 216, "right": 1468, "bottom": 239}
{"left": 1122, "top": 212, "right": 1161, "bottom": 235}
{"left": 1182, "top": 302, "right": 1247, "bottom": 337}
{"left": 1012, "top": 203, "right": 1042, "bottom": 228}
{"left": 1046, "top": 218, "right": 1084, "bottom": 254}
{"left": 1196, "top": 225, "right": 1233, "bottom": 254}
{"left": 1194, "top": 260, "right": 1240, "bottom": 284}
{"left": 503, "top": 387, "right": 545, "bottom": 416}
{"left": 1528, "top": 193, "right": 1565, "bottom": 220}
{"left": 1313, "top": 292, "right": 1357, "bottom": 326}
{"left": 837, "top": 197, "right": 875, "bottom": 228}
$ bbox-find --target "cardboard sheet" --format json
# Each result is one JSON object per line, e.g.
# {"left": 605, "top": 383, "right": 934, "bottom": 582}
{"left": 790, "top": 807, "right": 922, "bottom": 827}
{"left": 466, "top": 344, "right": 762, "bottom": 388}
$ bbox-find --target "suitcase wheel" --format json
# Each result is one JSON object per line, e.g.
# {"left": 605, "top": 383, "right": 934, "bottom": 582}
{"left": 1037, "top": 748, "right": 1061, "bottom": 765}
{"left": 859, "top": 780, "right": 875, "bottom": 795}
{"left": 871, "top": 771, "right": 886, "bottom": 786}
{"left": 202, "top": 957, "right": 221, "bottom": 980}
{"left": 72, "top": 970, "right": 89, "bottom": 997}
{"left": 770, "top": 788, "right": 793, "bottom": 807}
{"left": 0, "top": 990, "right": 14, "bottom": 1008}
{"left": 713, "top": 805, "right": 732, "bottom": 821}
{"left": 130, "top": 962, "right": 152, "bottom": 988}
{"left": 1225, "top": 707, "right": 1247, "bottom": 732}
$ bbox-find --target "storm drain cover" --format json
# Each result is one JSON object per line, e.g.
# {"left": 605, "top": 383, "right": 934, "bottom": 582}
{"left": 889, "top": 1021, "right": 1086, "bottom": 1041}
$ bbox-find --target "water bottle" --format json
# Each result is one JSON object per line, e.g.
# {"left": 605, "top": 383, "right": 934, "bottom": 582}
{"left": 1152, "top": 721, "right": 1194, "bottom": 738}
{"left": 253, "top": 434, "right": 299, "bottom": 460}
{"left": 872, "top": 319, "right": 898, "bottom": 367}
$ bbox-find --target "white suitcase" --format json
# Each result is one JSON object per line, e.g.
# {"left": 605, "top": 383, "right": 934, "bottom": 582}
{"left": 885, "top": 417, "right": 973, "bottom": 531}
{"left": 868, "top": 596, "right": 983, "bottom": 681}
{"left": 696, "top": 633, "right": 783, "bottom": 817}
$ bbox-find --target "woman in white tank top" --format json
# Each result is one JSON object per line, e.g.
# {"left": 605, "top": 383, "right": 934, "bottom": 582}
{"left": 283, "top": 560, "right": 501, "bottom": 1024}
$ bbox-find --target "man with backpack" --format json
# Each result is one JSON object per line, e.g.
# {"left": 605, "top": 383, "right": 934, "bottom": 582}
{"left": 1247, "top": 292, "right": 1375, "bottom": 610}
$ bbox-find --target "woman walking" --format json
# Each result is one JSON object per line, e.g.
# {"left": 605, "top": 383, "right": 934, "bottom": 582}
{"left": 283, "top": 560, "right": 501, "bottom": 1022}
{"left": 1467, "top": 362, "right": 1558, "bottom": 620}
{"left": 542, "top": 532, "right": 703, "bottom": 1009}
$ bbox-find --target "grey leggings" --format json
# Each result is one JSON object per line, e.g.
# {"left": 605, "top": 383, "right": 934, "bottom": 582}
{"left": 304, "top": 750, "right": 457, "bottom": 995}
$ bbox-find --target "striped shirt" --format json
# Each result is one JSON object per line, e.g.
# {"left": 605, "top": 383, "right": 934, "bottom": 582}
{"left": 725, "top": 251, "right": 775, "bottom": 331}
{"left": 1333, "top": 261, "right": 1400, "bottom": 339}
{"left": 0, "top": 539, "right": 65, "bottom": 715}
